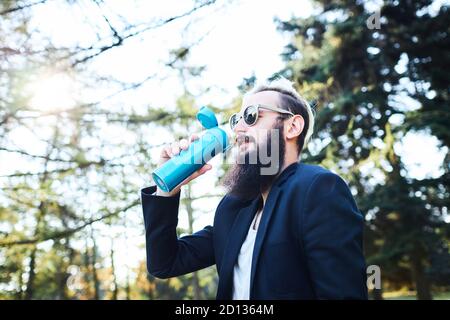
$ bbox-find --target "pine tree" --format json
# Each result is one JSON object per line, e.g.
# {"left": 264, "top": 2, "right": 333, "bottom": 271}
{"left": 277, "top": 0, "right": 449, "bottom": 299}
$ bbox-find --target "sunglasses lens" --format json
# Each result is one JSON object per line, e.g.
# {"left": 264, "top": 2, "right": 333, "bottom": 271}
{"left": 230, "top": 114, "right": 238, "bottom": 129}
{"left": 244, "top": 106, "right": 258, "bottom": 125}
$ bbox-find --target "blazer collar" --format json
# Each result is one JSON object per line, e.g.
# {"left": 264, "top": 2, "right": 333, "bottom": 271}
{"left": 272, "top": 161, "right": 299, "bottom": 187}
{"left": 216, "top": 161, "right": 300, "bottom": 299}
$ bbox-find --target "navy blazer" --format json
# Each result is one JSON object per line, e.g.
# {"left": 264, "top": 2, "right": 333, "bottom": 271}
{"left": 141, "top": 162, "right": 368, "bottom": 299}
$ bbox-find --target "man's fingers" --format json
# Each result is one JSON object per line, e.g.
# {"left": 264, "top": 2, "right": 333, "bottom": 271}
{"left": 179, "top": 138, "right": 189, "bottom": 150}
{"left": 171, "top": 142, "right": 181, "bottom": 156}
{"left": 163, "top": 145, "right": 173, "bottom": 158}
{"left": 189, "top": 134, "right": 199, "bottom": 142}
{"left": 163, "top": 135, "right": 199, "bottom": 159}
{"left": 159, "top": 134, "right": 204, "bottom": 183}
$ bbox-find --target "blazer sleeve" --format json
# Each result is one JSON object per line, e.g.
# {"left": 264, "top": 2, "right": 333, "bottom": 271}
{"left": 301, "top": 172, "right": 368, "bottom": 299}
{"left": 141, "top": 185, "right": 215, "bottom": 279}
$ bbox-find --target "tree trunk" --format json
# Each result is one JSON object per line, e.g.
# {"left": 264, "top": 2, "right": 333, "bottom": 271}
{"left": 56, "top": 242, "right": 74, "bottom": 300}
{"left": 372, "top": 288, "right": 384, "bottom": 300}
{"left": 147, "top": 274, "right": 155, "bottom": 300}
{"left": 110, "top": 238, "right": 118, "bottom": 300}
{"left": 83, "top": 238, "right": 92, "bottom": 298}
{"left": 185, "top": 184, "right": 202, "bottom": 299}
{"left": 16, "top": 268, "right": 24, "bottom": 300}
{"left": 411, "top": 250, "right": 432, "bottom": 300}
{"left": 125, "top": 268, "right": 131, "bottom": 300}
{"left": 90, "top": 228, "right": 100, "bottom": 300}
{"left": 24, "top": 127, "right": 57, "bottom": 299}
{"left": 24, "top": 247, "right": 37, "bottom": 300}
{"left": 59, "top": 209, "right": 76, "bottom": 300}
{"left": 123, "top": 216, "right": 131, "bottom": 300}
{"left": 24, "top": 199, "right": 45, "bottom": 300}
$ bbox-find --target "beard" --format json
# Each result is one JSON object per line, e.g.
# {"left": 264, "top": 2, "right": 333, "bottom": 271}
{"left": 222, "top": 121, "right": 286, "bottom": 201}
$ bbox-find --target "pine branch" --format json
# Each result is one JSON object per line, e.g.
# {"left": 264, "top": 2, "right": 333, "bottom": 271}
{"left": 0, "top": 0, "right": 48, "bottom": 16}
{"left": 71, "top": 0, "right": 216, "bottom": 66}
{"left": 0, "top": 200, "right": 140, "bottom": 247}
{"left": 0, "top": 159, "right": 123, "bottom": 178}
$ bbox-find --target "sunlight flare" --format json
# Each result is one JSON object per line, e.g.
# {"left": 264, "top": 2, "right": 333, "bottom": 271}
{"left": 27, "top": 72, "right": 77, "bottom": 111}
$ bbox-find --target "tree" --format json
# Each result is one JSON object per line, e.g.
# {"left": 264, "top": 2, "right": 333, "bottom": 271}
{"left": 0, "top": 0, "right": 230, "bottom": 299}
{"left": 277, "top": 0, "right": 449, "bottom": 299}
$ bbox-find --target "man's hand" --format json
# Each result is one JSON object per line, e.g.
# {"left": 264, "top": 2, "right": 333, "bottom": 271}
{"left": 155, "top": 134, "right": 212, "bottom": 197}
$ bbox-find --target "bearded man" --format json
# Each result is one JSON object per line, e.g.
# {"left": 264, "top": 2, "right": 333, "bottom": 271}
{"left": 141, "top": 78, "right": 368, "bottom": 300}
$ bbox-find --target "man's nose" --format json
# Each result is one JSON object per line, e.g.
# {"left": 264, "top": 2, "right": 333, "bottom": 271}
{"left": 233, "top": 115, "right": 247, "bottom": 134}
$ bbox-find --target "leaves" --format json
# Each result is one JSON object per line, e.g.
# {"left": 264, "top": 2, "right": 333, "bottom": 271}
{"left": 279, "top": 0, "right": 450, "bottom": 298}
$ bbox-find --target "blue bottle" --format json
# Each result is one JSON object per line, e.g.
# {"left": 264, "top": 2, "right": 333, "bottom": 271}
{"left": 152, "top": 106, "right": 229, "bottom": 193}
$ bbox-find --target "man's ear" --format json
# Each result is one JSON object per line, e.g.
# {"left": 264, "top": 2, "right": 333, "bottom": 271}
{"left": 285, "top": 115, "right": 304, "bottom": 141}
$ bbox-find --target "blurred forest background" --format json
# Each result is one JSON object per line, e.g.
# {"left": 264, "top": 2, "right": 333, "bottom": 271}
{"left": 0, "top": 0, "right": 449, "bottom": 300}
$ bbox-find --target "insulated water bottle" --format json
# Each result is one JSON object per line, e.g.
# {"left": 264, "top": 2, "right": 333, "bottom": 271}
{"left": 152, "top": 106, "right": 229, "bottom": 193}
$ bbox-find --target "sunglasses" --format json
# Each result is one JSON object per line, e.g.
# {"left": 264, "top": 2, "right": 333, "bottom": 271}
{"left": 229, "top": 104, "right": 294, "bottom": 130}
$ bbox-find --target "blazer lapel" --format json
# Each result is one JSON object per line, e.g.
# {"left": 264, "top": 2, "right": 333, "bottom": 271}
{"left": 249, "top": 186, "right": 281, "bottom": 298}
{"left": 249, "top": 162, "right": 299, "bottom": 298}
{"left": 216, "top": 197, "right": 261, "bottom": 300}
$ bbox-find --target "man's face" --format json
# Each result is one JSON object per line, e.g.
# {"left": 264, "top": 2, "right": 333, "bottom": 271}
{"left": 222, "top": 91, "right": 287, "bottom": 200}
{"left": 233, "top": 91, "right": 284, "bottom": 156}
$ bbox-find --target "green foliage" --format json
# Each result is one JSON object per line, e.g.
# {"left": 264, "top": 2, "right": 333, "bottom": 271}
{"left": 278, "top": 0, "right": 449, "bottom": 299}
{"left": 0, "top": 1, "right": 222, "bottom": 300}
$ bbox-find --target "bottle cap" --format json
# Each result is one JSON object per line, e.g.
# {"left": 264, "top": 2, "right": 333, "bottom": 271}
{"left": 197, "top": 106, "right": 218, "bottom": 129}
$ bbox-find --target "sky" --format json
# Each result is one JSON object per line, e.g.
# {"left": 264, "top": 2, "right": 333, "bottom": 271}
{"left": 2, "top": 0, "right": 448, "bottom": 287}
{"left": 6, "top": 0, "right": 318, "bottom": 286}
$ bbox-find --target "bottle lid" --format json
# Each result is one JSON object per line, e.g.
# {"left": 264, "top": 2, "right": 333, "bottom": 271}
{"left": 196, "top": 106, "right": 218, "bottom": 129}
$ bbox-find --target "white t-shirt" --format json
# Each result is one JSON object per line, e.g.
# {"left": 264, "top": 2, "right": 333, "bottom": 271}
{"left": 232, "top": 210, "right": 261, "bottom": 300}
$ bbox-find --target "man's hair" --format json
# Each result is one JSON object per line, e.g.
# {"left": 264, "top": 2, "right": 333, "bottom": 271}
{"left": 245, "top": 77, "right": 315, "bottom": 154}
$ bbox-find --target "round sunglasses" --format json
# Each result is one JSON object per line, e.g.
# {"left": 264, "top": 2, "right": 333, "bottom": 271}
{"left": 229, "top": 104, "right": 294, "bottom": 130}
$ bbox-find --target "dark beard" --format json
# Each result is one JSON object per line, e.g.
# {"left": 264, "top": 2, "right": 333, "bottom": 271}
{"left": 222, "top": 121, "right": 286, "bottom": 201}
